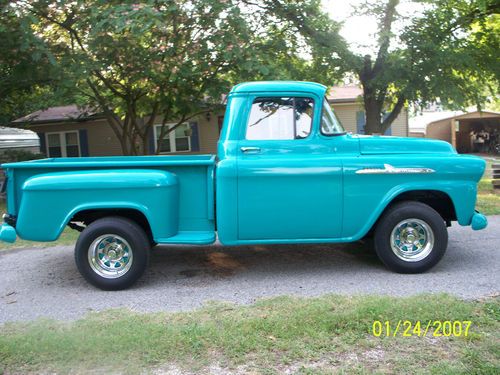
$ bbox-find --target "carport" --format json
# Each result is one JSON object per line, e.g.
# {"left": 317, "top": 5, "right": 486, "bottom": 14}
{"left": 425, "top": 111, "right": 500, "bottom": 154}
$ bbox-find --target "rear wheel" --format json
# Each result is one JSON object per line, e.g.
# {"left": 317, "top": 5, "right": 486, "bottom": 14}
{"left": 75, "top": 217, "right": 150, "bottom": 290}
{"left": 374, "top": 201, "right": 448, "bottom": 273}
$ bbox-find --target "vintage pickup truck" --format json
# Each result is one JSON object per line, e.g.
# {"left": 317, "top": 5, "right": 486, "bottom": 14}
{"left": 0, "top": 81, "right": 488, "bottom": 290}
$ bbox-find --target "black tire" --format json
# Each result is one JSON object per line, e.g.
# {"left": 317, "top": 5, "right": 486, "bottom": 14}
{"left": 75, "top": 216, "right": 150, "bottom": 290}
{"left": 374, "top": 201, "right": 448, "bottom": 273}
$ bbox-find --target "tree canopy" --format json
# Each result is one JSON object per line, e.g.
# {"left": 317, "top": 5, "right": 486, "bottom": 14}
{"left": 250, "top": 0, "right": 499, "bottom": 134}
{"left": 0, "top": 0, "right": 67, "bottom": 124}
{"left": 2, "top": 0, "right": 328, "bottom": 154}
{"left": 2, "top": 0, "right": 498, "bottom": 140}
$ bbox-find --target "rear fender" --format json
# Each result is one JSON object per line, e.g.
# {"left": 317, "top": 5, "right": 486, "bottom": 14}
{"left": 16, "top": 169, "right": 178, "bottom": 241}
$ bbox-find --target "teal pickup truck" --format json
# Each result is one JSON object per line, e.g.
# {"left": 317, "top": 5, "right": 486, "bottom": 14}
{"left": 0, "top": 81, "right": 488, "bottom": 290}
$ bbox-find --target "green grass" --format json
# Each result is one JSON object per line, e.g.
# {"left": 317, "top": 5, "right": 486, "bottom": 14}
{"left": 0, "top": 294, "right": 498, "bottom": 374}
{"left": 0, "top": 201, "right": 79, "bottom": 251}
{"left": 476, "top": 178, "right": 500, "bottom": 215}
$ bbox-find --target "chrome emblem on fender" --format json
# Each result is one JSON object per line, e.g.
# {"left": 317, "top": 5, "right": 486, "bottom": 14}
{"left": 355, "top": 164, "right": 435, "bottom": 174}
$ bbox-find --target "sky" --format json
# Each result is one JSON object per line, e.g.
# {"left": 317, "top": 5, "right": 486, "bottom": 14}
{"left": 321, "top": 0, "right": 424, "bottom": 55}
{"left": 322, "top": 0, "right": 378, "bottom": 53}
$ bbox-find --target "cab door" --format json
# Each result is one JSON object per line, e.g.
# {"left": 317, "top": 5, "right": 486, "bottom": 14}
{"left": 237, "top": 95, "right": 343, "bottom": 241}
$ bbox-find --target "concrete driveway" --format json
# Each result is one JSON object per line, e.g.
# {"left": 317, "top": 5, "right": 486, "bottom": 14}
{"left": 1, "top": 216, "right": 499, "bottom": 323}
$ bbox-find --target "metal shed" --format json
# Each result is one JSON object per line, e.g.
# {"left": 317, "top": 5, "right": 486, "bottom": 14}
{"left": 423, "top": 111, "right": 500, "bottom": 154}
{"left": 0, "top": 126, "right": 40, "bottom": 154}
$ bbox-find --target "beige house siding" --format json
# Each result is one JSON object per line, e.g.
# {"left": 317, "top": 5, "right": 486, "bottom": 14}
{"left": 30, "top": 119, "right": 123, "bottom": 156}
{"left": 29, "top": 113, "right": 220, "bottom": 156}
{"left": 331, "top": 102, "right": 408, "bottom": 137}
{"left": 196, "top": 112, "right": 223, "bottom": 154}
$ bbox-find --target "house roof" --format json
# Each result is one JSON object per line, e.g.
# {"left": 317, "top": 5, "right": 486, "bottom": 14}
{"left": 327, "top": 86, "right": 363, "bottom": 103}
{"left": 410, "top": 110, "right": 500, "bottom": 134}
{"left": 427, "top": 110, "right": 500, "bottom": 124}
{"left": 13, "top": 105, "right": 100, "bottom": 124}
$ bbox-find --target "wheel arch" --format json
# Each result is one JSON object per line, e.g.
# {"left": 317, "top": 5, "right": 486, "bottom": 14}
{"left": 364, "top": 189, "right": 457, "bottom": 238}
{"left": 62, "top": 204, "right": 155, "bottom": 244}
{"left": 388, "top": 190, "right": 457, "bottom": 223}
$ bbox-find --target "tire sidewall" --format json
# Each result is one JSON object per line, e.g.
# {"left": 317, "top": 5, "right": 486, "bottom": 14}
{"left": 75, "top": 217, "right": 150, "bottom": 290}
{"left": 374, "top": 202, "right": 448, "bottom": 273}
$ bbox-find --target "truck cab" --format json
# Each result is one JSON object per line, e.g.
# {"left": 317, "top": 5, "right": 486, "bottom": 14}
{"left": 0, "top": 81, "right": 488, "bottom": 290}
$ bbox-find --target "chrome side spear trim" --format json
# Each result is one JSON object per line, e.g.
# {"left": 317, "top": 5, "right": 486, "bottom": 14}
{"left": 356, "top": 164, "right": 435, "bottom": 174}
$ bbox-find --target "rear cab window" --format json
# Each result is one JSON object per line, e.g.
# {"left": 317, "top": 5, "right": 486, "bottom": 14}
{"left": 246, "top": 97, "right": 314, "bottom": 140}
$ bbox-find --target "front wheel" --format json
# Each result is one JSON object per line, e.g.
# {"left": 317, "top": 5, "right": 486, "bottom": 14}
{"left": 75, "top": 217, "right": 150, "bottom": 290}
{"left": 374, "top": 201, "right": 448, "bottom": 273}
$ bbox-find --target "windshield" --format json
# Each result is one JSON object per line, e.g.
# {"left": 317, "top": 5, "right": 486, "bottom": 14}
{"left": 321, "top": 98, "right": 345, "bottom": 135}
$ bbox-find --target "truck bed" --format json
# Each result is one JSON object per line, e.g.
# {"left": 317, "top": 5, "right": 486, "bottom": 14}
{"left": 2, "top": 155, "right": 216, "bottom": 244}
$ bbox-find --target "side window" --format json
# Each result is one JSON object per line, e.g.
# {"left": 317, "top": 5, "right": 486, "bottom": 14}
{"left": 246, "top": 97, "right": 314, "bottom": 140}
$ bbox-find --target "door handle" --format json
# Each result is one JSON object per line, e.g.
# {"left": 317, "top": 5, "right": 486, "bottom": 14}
{"left": 240, "top": 147, "right": 261, "bottom": 153}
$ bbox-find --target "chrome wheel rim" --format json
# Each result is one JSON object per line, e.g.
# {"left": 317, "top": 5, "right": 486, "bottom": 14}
{"left": 88, "top": 234, "right": 133, "bottom": 279}
{"left": 390, "top": 219, "right": 434, "bottom": 262}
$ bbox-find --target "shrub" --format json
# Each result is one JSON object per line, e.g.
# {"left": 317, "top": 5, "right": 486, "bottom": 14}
{"left": 0, "top": 149, "right": 45, "bottom": 164}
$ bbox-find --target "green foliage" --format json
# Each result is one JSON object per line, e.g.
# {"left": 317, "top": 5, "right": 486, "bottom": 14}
{"left": 399, "top": 1, "right": 499, "bottom": 110}
{"left": 0, "top": 150, "right": 45, "bottom": 164}
{"left": 0, "top": 1, "right": 68, "bottom": 125}
{"left": 262, "top": 0, "right": 500, "bottom": 134}
{"left": 3, "top": 0, "right": 322, "bottom": 154}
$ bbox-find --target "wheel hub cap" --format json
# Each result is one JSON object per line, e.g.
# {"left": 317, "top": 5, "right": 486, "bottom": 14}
{"left": 390, "top": 219, "right": 434, "bottom": 262}
{"left": 88, "top": 234, "right": 133, "bottom": 279}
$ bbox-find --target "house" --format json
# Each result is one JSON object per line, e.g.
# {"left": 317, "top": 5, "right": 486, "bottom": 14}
{"left": 409, "top": 110, "right": 500, "bottom": 153}
{"left": 13, "top": 85, "right": 410, "bottom": 157}
{"left": 13, "top": 105, "right": 223, "bottom": 157}
{"left": 0, "top": 126, "right": 40, "bottom": 154}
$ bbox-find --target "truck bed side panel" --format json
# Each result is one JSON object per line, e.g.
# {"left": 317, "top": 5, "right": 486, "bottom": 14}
{"left": 3, "top": 155, "right": 216, "bottom": 243}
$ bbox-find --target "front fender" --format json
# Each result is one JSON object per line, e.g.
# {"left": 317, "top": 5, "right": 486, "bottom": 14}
{"left": 343, "top": 180, "right": 477, "bottom": 240}
{"left": 342, "top": 154, "right": 484, "bottom": 240}
{"left": 16, "top": 169, "right": 178, "bottom": 241}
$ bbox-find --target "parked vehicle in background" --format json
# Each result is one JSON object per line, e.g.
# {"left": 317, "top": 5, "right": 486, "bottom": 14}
{"left": 0, "top": 81, "right": 488, "bottom": 290}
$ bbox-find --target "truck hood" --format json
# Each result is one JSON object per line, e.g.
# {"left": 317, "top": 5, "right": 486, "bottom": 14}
{"left": 357, "top": 135, "right": 456, "bottom": 155}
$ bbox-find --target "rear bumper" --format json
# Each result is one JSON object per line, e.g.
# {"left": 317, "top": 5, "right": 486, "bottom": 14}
{"left": 0, "top": 223, "right": 16, "bottom": 243}
{"left": 471, "top": 212, "right": 488, "bottom": 231}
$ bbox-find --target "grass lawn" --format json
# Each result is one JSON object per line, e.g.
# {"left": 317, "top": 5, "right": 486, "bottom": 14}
{"left": 477, "top": 177, "right": 500, "bottom": 216}
{"left": 0, "top": 294, "right": 498, "bottom": 374}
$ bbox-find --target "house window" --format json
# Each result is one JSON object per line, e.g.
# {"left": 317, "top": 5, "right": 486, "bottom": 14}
{"left": 46, "top": 131, "right": 80, "bottom": 157}
{"left": 154, "top": 123, "right": 191, "bottom": 153}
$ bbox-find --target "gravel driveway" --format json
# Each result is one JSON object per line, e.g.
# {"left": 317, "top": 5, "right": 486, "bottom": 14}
{"left": 1, "top": 216, "right": 499, "bottom": 323}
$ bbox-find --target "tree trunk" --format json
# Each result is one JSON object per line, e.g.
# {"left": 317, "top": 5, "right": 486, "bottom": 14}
{"left": 362, "top": 85, "right": 383, "bottom": 134}
{"left": 364, "top": 100, "right": 383, "bottom": 134}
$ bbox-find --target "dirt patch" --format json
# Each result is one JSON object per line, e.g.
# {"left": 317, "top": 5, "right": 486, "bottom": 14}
{"left": 205, "top": 252, "right": 244, "bottom": 277}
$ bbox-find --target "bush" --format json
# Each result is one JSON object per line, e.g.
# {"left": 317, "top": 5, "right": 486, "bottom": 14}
{"left": 0, "top": 149, "right": 45, "bottom": 164}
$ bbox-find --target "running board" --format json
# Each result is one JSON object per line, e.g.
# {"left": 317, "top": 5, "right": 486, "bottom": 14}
{"left": 156, "top": 231, "right": 216, "bottom": 245}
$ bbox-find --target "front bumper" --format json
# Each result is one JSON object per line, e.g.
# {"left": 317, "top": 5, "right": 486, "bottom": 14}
{"left": 471, "top": 212, "right": 488, "bottom": 231}
{"left": 0, "top": 223, "right": 16, "bottom": 243}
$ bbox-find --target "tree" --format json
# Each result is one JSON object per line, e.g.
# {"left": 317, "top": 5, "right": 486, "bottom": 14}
{"left": 248, "top": 0, "right": 499, "bottom": 134}
{"left": 10, "top": 0, "right": 315, "bottom": 155}
{"left": 0, "top": 1, "right": 67, "bottom": 125}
